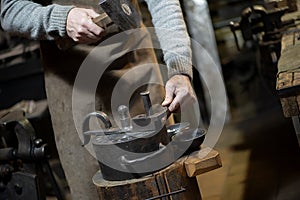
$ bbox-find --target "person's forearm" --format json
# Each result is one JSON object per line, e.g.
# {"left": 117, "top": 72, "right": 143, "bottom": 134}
{"left": 1, "top": 0, "right": 73, "bottom": 40}
{"left": 144, "top": 0, "right": 193, "bottom": 79}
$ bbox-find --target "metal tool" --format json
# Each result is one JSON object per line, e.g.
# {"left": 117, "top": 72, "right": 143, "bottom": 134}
{"left": 81, "top": 91, "right": 169, "bottom": 181}
{"left": 0, "top": 111, "right": 66, "bottom": 200}
{"left": 140, "top": 91, "right": 152, "bottom": 116}
{"left": 228, "top": 2, "right": 299, "bottom": 91}
{"left": 82, "top": 91, "right": 206, "bottom": 181}
{"left": 229, "top": 5, "right": 289, "bottom": 51}
{"left": 99, "top": 0, "right": 142, "bottom": 31}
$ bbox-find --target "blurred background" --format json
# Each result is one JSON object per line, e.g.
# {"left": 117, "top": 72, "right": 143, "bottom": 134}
{"left": 1, "top": 0, "right": 300, "bottom": 199}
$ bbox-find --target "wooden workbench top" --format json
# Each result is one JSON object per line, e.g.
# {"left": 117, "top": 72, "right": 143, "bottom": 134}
{"left": 276, "top": 3, "right": 300, "bottom": 117}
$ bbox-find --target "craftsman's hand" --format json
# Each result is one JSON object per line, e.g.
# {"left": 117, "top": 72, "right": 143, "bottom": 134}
{"left": 162, "top": 75, "right": 197, "bottom": 112}
{"left": 66, "top": 8, "right": 104, "bottom": 44}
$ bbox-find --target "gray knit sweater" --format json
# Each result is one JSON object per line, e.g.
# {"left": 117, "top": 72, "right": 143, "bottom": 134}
{"left": 0, "top": 0, "right": 192, "bottom": 78}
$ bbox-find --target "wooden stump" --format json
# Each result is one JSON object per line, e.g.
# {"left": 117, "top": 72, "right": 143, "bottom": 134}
{"left": 93, "top": 147, "right": 221, "bottom": 200}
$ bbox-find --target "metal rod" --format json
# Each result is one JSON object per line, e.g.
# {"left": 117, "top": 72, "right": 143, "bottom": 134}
{"left": 140, "top": 91, "right": 152, "bottom": 116}
{"left": 145, "top": 188, "right": 186, "bottom": 200}
{"left": 43, "top": 161, "right": 66, "bottom": 200}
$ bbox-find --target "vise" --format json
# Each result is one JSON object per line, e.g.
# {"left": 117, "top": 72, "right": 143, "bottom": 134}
{"left": 0, "top": 111, "right": 64, "bottom": 200}
{"left": 229, "top": 4, "right": 291, "bottom": 51}
{"left": 229, "top": 2, "right": 299, "bottom": 90}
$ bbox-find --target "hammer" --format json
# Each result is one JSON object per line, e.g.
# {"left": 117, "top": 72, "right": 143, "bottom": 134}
{"left": 56, "top": 0, "right": 142, "bottom": 50}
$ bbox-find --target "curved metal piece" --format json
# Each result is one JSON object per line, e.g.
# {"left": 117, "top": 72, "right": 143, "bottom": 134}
{"left": 120, "top": 128, "right": 206, "bottom": 167}
{"left": 82, "top": 111, "right": 112, "bottom": 146}
{"left": 120, "top": 146, "right": 167, "bottom": 165}
{"left": 242, "top": 5, "right": 267, "bottom": 18}
{"left": 0, "top": 110, "right": 48, "bottom": 160}
{"left": 14, "top": 118, "right": 37, "bottom": 159}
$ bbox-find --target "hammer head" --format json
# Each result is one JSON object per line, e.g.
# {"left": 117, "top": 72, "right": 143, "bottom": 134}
{"left": 99, "top": 0, "right": 142, "bottom": 31}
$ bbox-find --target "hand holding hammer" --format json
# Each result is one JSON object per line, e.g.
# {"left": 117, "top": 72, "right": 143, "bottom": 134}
{"left": 66, "top": 8, "right": 106, "bottom": 44}
{"left": 57, "top": 0, "right": 141, "bottom": 50}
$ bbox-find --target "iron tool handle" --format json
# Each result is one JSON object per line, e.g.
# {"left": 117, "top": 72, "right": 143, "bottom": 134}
{"left": 229, "top": 21, "right": 241, "bottom": 51}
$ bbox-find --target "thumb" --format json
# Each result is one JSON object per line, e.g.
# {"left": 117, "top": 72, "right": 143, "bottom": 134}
{"left": 85, "top": 9, "right": 100, "bottom": 19}
{"left": 162, "top": 87, "right": 174, "bottom": 106}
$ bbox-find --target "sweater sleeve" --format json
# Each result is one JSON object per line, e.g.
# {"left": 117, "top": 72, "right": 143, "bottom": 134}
{"left": 0, "top": 0, "right": 73, "bottom": 40}
{"left": 144, "top": 0, "right": 193, "bottom": 79}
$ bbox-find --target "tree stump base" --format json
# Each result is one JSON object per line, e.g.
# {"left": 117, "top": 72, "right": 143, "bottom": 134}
{"left": 93, "top": 147, "right": 221, "bottom": 200}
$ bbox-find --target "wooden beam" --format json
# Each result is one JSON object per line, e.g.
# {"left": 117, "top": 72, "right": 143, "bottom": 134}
{"left": 184, "top": 146, "right": 222, "bottom": 177}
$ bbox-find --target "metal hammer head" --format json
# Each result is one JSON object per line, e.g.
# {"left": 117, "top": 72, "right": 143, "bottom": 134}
{"left": 99, "top": 0, "right": 142, "bottom": 31}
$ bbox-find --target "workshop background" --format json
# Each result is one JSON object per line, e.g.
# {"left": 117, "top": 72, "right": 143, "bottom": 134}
{"left": 1, "top": 0, "right": 300, "bottom": 200}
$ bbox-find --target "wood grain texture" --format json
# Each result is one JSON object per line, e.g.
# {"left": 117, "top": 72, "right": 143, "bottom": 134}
{"left": 93, "top": 147, "right": 222, "bottom": 200}
{"left": 93, "top": 156, "right": 201, "bottom": 200}
{"left": 276, "top": 5, "right": 300, "bottom": 117}
{"left": 184, "top": 147, "right": 222, "bottom": 177}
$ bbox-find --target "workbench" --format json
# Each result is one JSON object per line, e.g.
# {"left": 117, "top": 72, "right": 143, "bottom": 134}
{"left": 276, "top": 1, "right": 300, "bottom": 145}
{"left": 92, "top": 147, "right": 221, "bottom": 200}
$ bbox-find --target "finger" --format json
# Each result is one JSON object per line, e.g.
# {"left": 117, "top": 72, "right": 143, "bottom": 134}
{"left": 86, "top": 30, "right": 102, "bottom": 40}
{"left": 80, "top": 9, "right": 103, "bottom": 35}
{"left": 71, "top": 27, "right": 99, "bottom": 43}
{"left": 77, "top": 35, "right": 99, "bottom": 44}
{"left": 168, "top": 89, "right": 186, "bottom": 112}
{"left": 162, "top": 86, "right": 175, "bottom": 106}
{"left": 86, "top": 21, "right": 104, "bottom": 36}
{"left": 168, "top": 95, "right": 181, "bottom": 112}
{"left": 76, "top": 23, "right": 103, "bottom": 42}
{"left": 172, "top": 105, "right": 181, "bottom": 114}
{"left": 72, "top": 32, "right": 93, "bottom": 43}
{"left": 168, "top": 89, "right": 196, "bottom": 112}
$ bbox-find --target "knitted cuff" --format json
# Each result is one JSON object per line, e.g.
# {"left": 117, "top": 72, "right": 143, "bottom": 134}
{"left": 166, "top": 56, "right": 193, "bottom": 80}
{"left": 50, "top": 5, "right": 74, "bottom": 37}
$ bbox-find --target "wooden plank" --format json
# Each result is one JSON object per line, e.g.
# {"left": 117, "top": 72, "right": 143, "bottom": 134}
{"left": 278, "top": 45, "right": 300, "bottom": 73}
{"left": 276, "top": 6, "right": 300, "bottom": 117}
{"left": 276, "top": 72, "right": 293, "bottom": 89}
{"left": 279, "top": 96, "right": 300, "bottom": 117}
{"left": 281, "top": 33, "right": 294, "bottom": 52}
{"left": 184, "top": 147, "right": 222, "bottom": 177}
